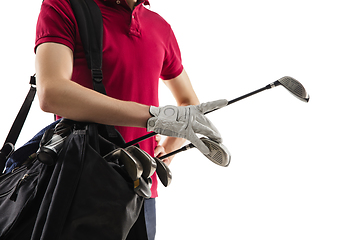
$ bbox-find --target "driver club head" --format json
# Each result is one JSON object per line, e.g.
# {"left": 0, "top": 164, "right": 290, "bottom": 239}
{"left": 103, "top": 148, "right": 143, "bottom": 181}
{"left": 125, "top": 145, "right": 157, "bottom": 179}
{"left": 275, "top": 76, "right": 310, "bottom": 102}
{"left": 200, "top": 137, "right": 231, "bottom": 167}
{"left": 154, "top": 157, "right": 172, "bottom": 187}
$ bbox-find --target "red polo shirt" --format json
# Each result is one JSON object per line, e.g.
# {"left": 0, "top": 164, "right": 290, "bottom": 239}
{"left": 35, "top": 0, "right": 184, "bottom": 198}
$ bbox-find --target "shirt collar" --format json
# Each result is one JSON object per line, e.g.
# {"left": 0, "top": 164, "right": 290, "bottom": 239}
{"left": 102, "top": 0, "right": 150, "bottom": 5}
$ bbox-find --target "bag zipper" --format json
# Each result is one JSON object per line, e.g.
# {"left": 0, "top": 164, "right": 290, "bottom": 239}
{"left": 0, "top": 153, "right": 37, "bottom": 184}
{"left": 0, "top": 187, "right": 16, "bottom": 198}
{"left": 9, "top": 172, "right": 38, "bottom": 202}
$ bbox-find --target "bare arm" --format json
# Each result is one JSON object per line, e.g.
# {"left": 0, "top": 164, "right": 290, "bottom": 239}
{"left": 35, "top": 42, "right": 151, "bottom": 128}
{"left": 156, "top": 69, "right": 200, "bottom": 165}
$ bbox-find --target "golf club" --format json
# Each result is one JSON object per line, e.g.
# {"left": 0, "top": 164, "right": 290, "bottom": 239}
{"left": 105, "top": 148, "right": 152, "bottom": 198}
{"left": 227, "top": 75, "right": 309, "bottom": 106}
{"left": 123, "top": 76, "right": 310, "bottom": 148}
{"left": 103, "top": 145, "right": 172, "bottom": 187}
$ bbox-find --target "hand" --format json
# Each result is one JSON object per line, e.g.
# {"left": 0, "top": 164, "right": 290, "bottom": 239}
{"left": 154, "top": 135, "right": 172, "bottom": 166}
{"left": 147, "top": 99, "right": 228, "bottom": 155}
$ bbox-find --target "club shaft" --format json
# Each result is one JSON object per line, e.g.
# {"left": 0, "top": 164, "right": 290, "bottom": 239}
{"left": 159, "top": 143, "right": 195, "bottom": 160}
{"left": 123, "top": 132, "right": 157, "bottom": 148}
{"left": 206, "top": 84, "right": 271, "bottom": 114}
{"left": 228, "top": 85, "right": 271, "bottom": 105}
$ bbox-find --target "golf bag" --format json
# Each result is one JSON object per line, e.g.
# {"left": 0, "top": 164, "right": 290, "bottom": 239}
{"left": 0, "top": 0, "right": 144, "bottom": 239}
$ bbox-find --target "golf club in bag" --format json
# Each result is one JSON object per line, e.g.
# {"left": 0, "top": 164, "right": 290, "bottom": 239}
{"left": 101, "top": 137, "right": 230, "bottom": 188}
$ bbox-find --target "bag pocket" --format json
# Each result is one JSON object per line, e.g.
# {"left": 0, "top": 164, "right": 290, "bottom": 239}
{"left": 0, "top": 162, "right": 41, "bottom": 237}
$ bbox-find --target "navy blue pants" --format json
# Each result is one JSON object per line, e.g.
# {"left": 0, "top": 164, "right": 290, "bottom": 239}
{"left": 126, "top": 198, "right": 156, "bottom": 240}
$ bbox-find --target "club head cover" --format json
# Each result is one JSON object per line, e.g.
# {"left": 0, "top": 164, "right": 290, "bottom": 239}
{"left": 125, "top": 145, "right": 157, "bottom": 179}
{"left": 134, "top": 177, "right": 152, "bottom": 199}
{"left": 37, "top": 129, "right": 57, "bottom": 165}
{"left": 154, "top": 157, "right": 172, "bottom": 187}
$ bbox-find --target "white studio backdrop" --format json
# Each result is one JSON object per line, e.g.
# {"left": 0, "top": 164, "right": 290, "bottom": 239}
{"left": 1, "top": 0, "right": 359, "bottom": 239}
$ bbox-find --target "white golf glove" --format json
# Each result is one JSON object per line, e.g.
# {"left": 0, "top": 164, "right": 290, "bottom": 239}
{"left": 147, "top": 99, "right": 228, "bottom": 155}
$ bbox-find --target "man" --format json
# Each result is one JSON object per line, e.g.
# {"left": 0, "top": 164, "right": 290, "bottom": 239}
{"left": 35, "top": 0, "right": 226, "bottom": 238}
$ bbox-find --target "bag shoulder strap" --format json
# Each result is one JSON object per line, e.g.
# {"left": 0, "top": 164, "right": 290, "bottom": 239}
{"left": 0, "top": 76, "right": 37, "bottom": 172}
{"left": 69, "top": 0, "right": 107, "bottom": 95}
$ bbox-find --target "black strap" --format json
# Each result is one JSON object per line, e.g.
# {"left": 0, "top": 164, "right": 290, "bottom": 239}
{"left": 70, "top": 0, "right": 125, "bottom": 146}
{"left": 0, "top": 76, "right": 37, "bottom": 172}
{"left": 70, "top": 0, "right": 106, "bottom": 94}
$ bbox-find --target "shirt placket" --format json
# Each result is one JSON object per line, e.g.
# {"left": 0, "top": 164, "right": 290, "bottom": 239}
{"left": 129, "top": 6, "right": 141, "bottom": 37}
{"left": 129, "top": 7, "right": 141, "bottom": 37}
{"left": 113, "top": 0, "right": 142, "bottom": 37}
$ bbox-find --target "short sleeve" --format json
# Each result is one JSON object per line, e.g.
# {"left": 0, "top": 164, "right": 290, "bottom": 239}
{"left": 35, "top": 0, "right": 77, "bottom": 52}
{"left": 160, "top": 27, "right": 184, "bottom": 80}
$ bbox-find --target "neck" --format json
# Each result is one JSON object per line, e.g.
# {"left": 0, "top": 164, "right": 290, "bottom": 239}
{"left": 126, "top": 0, "right": 137, "bottom": 10}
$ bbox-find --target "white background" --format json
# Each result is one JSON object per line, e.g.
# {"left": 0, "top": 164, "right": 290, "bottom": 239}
{"left": 1, "top": 0, "right": 359, "bottom": 239}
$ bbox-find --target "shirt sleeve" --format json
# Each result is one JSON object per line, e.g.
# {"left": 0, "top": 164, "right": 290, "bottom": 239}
{"left": 160, "top": 27, "right": 184, "bottom": 80}
{"left": 35, "top": 0, "right": 77, "bottom": 53}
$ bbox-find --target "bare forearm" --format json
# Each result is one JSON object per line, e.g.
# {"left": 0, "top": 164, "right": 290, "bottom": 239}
{"left": 37, "top": 76, "right": 150, "bottom": 127}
